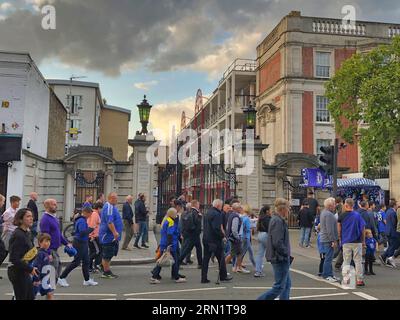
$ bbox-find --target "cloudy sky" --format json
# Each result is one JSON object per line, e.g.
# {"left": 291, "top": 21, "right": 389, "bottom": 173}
{"left": 1, "top": 0, "right": 399, "bottom": 139}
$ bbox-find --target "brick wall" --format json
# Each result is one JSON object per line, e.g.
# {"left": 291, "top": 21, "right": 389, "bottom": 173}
{"left": 259, "top": 51, "right": 281, "bottom": 94}
{"left": 302, "top": 91, "right": 314, "bottom": 154}
{"left": 335, "top": 48, "right": 356, "bottom": 71}
{"left": 302, "top": 47, "right": 314, "bottom": 78}
{"left": 47, "top": 89, "right": 67, "bottom": 160}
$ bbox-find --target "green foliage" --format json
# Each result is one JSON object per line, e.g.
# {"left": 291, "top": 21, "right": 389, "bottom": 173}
{"left": 325, "top": 36, "right": 400, "bottom": 173}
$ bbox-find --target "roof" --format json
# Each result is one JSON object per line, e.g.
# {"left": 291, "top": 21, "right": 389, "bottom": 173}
{"left": 104, "top": 104, "right": 131, "bottom": 121}
{"left": 46, "top": 79, "right": 100, "bottom": 89}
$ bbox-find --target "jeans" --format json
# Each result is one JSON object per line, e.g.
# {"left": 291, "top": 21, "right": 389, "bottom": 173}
{"left": 179, "top": 234, "right": 202, "bottom": 265}
{"left": 255, "top": 232, "right": 268, "bottom": 274}
{"left": 257, "top": 261, "right": 291, "bottom": 300}
{"left": 60, "top": 240, "right": 90, "bottom": 281}
{"left": 299, "top": 227, "right": 311, "bottom": 247}
{"left": 122, "top": 220, "right": 134, "bottom": 249}
{"left": 152, "top": 249, "right": 180, "bottom": 280}
{"left": 241, "top": 238, "right": 256, "bottom": 268}
{"left": 381, "top": 236, "right": 400, "bottom": 260}
{"left": 342, "top": 243, "right": 363, "bottom": 281}
{"left": 202, "top": 240, "right": 227, "bottom": 282}
{"left": 321, "top": 242, "right": 334, "bottom": 278}
{"left": 89, "top": 237, "right": 102, "bottom": 269}
{"left": 134, "top": 221, "right": 148, "bottom": 246}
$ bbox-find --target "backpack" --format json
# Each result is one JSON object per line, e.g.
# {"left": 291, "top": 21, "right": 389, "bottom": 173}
{"left": 181, "top": 210, "right": 194, "bottom": 235}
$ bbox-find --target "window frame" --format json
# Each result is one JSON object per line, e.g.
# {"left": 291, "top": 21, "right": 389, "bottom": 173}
{"left": 315, "top": 95, "right": 331, "bottom": 123}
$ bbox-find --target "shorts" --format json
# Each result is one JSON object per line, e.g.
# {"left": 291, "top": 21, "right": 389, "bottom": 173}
{"left": 229, "top": 240, "right": 242, "bottom": 258}
{"left": 102, "top": 241, "right": 119, "bottom": 261}
{"left": 33, "top": 284, "right": 54, "bottom": 297}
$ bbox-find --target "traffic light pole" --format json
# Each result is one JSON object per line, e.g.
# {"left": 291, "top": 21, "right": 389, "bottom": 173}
{"left": 332, "top": 138, "right": 338, "bottom": 197}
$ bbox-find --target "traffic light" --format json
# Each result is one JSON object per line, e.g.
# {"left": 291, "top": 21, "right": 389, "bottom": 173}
{"left": 319, "top": 145, "right": 334, "bottom": 175}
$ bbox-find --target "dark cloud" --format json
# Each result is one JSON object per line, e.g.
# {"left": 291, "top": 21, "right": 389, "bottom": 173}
{"left": 0, "top": 0, "right": 399, "bottom": 76}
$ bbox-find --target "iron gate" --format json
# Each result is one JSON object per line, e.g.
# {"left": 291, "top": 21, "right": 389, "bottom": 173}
{"left": 283, "top": 176, "right": 307, "bottom": 229}
{"left": 156, "top": 147, "right": 237, "bottom": 220}
{"left": 75, "top": 170, "right": 105, "bottom": 210}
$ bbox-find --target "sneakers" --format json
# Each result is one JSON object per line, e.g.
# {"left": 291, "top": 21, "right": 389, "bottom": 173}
{"left": 175, "top": 277, "right": 187, "bottom": 283}
{"left": 83, "top": 279, "right": 98, "bottom": 286}
{"left": 141, "top": 244, "right": 149, "bottom": 249}
{"left": 201, "top": 279, "right": 210, "bottom": 284}
{"left": 57, "top": 278, "right": 69, "bottom": 287}
{"left": 101, "top": 272, "right": 118, "bottom": 279}
{"left": 387, "top": 257, "right": 397, "bottom": 268}
{"left": 237, "top": 268, "right": 250, "bottom": 274}
{"left": 325, "top": 276, "right": 340, "bottom": 283}
{"left": 254, "top": 272, "right": 265, "bottom": 278}
{"left": 305, "top": 245, "right": 311, "bottom": 249}
{"left": 134, "top": 244, "right": 141, "bottom": 249}
{"left": 356, "top": 280, "right": 365, "bottom": 287}
{"left": 220, "top": 276, "right": 233, "bottom": 282}
{"left": 150, "top": 277, "right": 161, "bottom": 284}
{"left": 378, "top": 255, "right": 387, "bottom": 266}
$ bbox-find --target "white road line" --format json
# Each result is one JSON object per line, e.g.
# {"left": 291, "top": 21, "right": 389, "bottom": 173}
{"left": 291, "top": 293, "right": 349, "bottom": 300}
{"left": 126, "top": 298, "right": 197, "bottom": 300}
{"left": 5, "top": 293, "right": 117, "bottom": 297}
{"left": 352, "top": 292, "right": 379, "bottom": 300}
{"left": 233, "top": 286, "right": 337, "bottom": 290}
{"left": 290, "top": 268, "right": 344, "bottom": 289}
{"left": 124, "top": 287, "right": 227, "bottom": 297}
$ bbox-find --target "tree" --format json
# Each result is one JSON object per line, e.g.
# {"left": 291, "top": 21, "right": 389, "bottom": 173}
{"left": 325, "top": 36, "right": 400, "bottom": 174}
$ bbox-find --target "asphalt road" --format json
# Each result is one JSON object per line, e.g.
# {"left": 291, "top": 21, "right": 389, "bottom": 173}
{"left": 1, "top": 252, "right": 399, "bottom": 300}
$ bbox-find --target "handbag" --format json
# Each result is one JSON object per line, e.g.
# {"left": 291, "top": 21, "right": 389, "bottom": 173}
{"left": 156, "top": 246, "right": 175, "bottom": 267}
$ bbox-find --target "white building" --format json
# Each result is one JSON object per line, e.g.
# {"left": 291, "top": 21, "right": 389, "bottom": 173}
{"left": 0, "top": 51, "right": 67, "bottom": 208}
{"left": 47, "top": 79, "right": 104, "bottom": 152}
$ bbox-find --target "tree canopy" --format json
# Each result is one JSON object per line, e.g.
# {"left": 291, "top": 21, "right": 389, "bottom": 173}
{"left": 325, "top": 36, "right": 400, "bottom": 174}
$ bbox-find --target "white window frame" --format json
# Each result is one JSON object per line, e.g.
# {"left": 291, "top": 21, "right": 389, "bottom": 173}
{"left": 314, "top": 50, "right": 333, "bottom": 78}
{"left": 315, "top": 95, "right": 331, "bottom": 123}
{"left": 67, "top": 95, "right": 83, "bottom": 115}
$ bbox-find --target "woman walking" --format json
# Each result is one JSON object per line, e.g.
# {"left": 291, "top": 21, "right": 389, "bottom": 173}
{"left": 237, "top": 205, "right": 256, "bottom": 273}
{"left": 8, "top": 208, "right": 38, "bottom": 300}
{"left": 150, "top": 207, "right": 186, "bottom": 284}
{"left": 254, "top": 205, "right": 271, "bottom": 277}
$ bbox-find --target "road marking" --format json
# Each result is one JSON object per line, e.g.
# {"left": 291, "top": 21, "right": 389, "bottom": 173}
{"left": 233, "top": 286, "right": 337, "bottom": 290}
{"left": 290, "top": 268, "right": 343, "bottom": 289}
{"left": 5, "top": 293, "right": 117, "bottom": 297}
{"left": 126, "top": 298, "right": 197, "bottom": 300}
{"left": 352, "top": 292, "right": 378, "bottom": 300}
{"left": 291, "top": 293, "right": 349, "bottom": 300}
{"left": 124, "top": 287, "right": 227, "bottom": 297}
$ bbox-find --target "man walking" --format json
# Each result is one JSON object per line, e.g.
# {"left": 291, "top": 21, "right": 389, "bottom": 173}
{"left": 134, "top": 193, "right": 148, "bottom": 249}
{"left": 201, "top": 199, "right": 232, "bottom": 284}
{"left": 306, "top": 191, "right": 320, "bottom": 243}
{"left": 40, "top": 198, "right": 72, "bottom": 280}
{"left": 338, "top": 198, "right": 366, "bottom": 287}
{"left": 379, "top": 199, "right": 399, "bottom": 268}
{"left": 1, "top": 196, "right": 21, "bottom": 255}
{"left": 26, "top": 192, "right": 39, "bottom": 242}
{"left": 179, "top": 200, "right": 203, "bottom": 269}
{"left": 99, "top": 192, "right": 123, "bottom": 279}
{"left": 298, "top": 199, "right": 314, "bottom": 248}
{"left": 320, "top": 197, "right": 340, "bottom": 282}
{"left": 257, "top": 198, "right": 292, "bottom": 300}
{"left": 225, "top": 202, "right": 244, "bottom": 273}
{"left": 122, "top": 195, "right": 134, "bottom": 250}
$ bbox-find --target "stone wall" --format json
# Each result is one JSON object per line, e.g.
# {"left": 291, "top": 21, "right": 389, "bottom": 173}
{"left": 47, "top": 89, "right": 67, "bottom": 160}
{"left": 22, "top": 151, "right": 65, "bottom": 218}
{"left": 113, "top": 162, "right": 134, "bottom": 210}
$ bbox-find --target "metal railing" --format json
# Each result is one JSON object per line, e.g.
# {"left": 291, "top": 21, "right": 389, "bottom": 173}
{"left": 219, "top": 58, "right": 257, "bottom": 85}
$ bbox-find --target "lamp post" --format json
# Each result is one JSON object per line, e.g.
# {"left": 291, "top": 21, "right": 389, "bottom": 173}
{"left": 137, "top": 95, "right": 152, "bottom": 135}
{"left": 243, "top": 101, "right": 257, "bottom": 130}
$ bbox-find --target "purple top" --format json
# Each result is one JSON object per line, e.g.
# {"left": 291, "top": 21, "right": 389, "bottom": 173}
{"left": 39, "top": 212, "right": 68, "bottom": 251}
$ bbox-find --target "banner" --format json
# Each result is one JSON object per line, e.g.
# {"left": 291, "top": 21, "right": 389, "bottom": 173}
{"left": 301, "top": 168, "right": 329, "bottom": 188}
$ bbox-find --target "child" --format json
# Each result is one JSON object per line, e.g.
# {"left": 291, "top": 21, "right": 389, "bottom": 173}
{"left": 57, "top": 207, "right": 97, "bottom": 287}
{"left": 88, "top": 202, "right": 102, "bottom": 273}
{"left": 32, "top": 233, "right": 54, "bottom": 300}
{"left": 365, "top": 229, "right": 377, "bottom": 275}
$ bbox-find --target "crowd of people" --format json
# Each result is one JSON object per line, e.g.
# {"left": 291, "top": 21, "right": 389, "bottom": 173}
{"left": 1, "top": 188, "right": 400, "bottom": 300}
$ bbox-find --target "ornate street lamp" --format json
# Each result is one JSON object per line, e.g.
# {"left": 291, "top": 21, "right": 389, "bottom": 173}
{"left": 243, "top": 101, "right": 257, "bottom": 129}
{"left": 137, "top": 95, "right": 152, "bottom": 135}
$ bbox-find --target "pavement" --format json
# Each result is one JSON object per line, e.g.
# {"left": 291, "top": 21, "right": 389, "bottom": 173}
{"left": 1, "top": 229, "right": 400, "bottom": 300}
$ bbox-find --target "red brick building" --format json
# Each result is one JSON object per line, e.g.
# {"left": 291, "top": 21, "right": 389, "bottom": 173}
{"left": 256, "top": 11, "right": 400, "bottom": 173}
